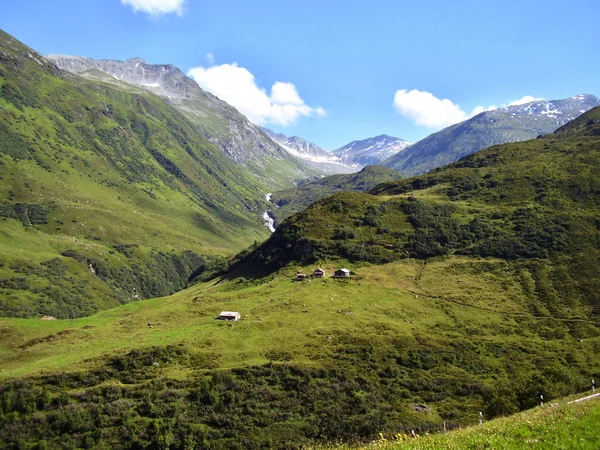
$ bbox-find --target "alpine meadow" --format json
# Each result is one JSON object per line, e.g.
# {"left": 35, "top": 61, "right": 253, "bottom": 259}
{"left": 1, "top": 5, "right": 600, "bottom": 449}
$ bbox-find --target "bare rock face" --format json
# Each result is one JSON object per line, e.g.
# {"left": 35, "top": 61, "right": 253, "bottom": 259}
{"left": 47, "top": 55, "right": 195, "bottom": 99}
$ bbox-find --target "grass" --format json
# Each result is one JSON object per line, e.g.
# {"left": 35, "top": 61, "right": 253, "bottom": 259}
{"left": 321, "top": 396, "right": 600, "bottom": 450}
{"left": 0, "top": 257, "right": 598, "bottom": 448}
{"left": 1, "top": 255, "right": 598, "bottom": 383}
{"left": 270, "top": 165, "right": 403, "bottom": 224}
{"left": 0, "top": 29, "right": 289, "bottom": 317}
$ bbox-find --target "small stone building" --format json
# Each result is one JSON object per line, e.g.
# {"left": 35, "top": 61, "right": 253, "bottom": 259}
{"left": 218, "top": 311, "right": 241, "bottom": 321}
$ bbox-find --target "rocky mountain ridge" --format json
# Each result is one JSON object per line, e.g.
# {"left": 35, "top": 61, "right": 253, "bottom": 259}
{"left": 261, "top": 127, "right": 355, "bottom": 174}
{"left": 46, "top": 54, "right": 320, "bottom": 186}
{"left": 384, "top": 94, "right": 600, "bottom": 175}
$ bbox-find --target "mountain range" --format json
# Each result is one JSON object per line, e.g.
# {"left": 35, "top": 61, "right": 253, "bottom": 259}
{"left": 384, "top": 94, "right": 600, "bottom": 175}
{"left": 2, "top": 28, "right": 600, "bottom": 450}
{"left": 46, "top": 54, "right": 322, "bottom": 185}
{"left": 261, "top": 127, "right": 355, "bottom": 174}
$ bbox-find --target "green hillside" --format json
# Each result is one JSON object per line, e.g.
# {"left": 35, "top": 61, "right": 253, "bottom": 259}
{"left": 0, "top": 30, "right": 274, "bottom": 318}
{"left": 244, "top": 108, "right": 600, "bottom": 318}
{"left": 269, "top": 165, "right": 403, "bottom": 224}
{"left": 0, "top": 108, "right": 599, "bottom": 449}
{"left": 324, "top": 396, "right": 600, "bottom": 450}
{"left": 46, "top": 54, "right": 323, "bottom": 188}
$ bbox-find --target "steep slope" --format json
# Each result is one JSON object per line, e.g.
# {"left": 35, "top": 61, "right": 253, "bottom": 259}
{"left": 46, "top": 55, "right": 320, "bottom": 186}
{"left": 0, "top": 30, "right": 273, "bottom": 318}
{"left": 334, "top": 134, "right": 412, "bottom": 167}
{"left": 384, "top": 95, "right": 600, "bottom": 175}
{"left": 262, "top": 127, "right": 355, "bottom": 174}
{"left": 268, "top": 165, "right": 403, "bottom": 224}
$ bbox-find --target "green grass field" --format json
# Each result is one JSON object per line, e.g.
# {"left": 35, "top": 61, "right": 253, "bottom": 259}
{"left": 1, "top": 256, "right": 598, "bottom": 448}
{"left": 3, "top": 256, "right": 598, "bottom": 380}
{"left": 321, "top": 396, "right": 600, "bottom": 450}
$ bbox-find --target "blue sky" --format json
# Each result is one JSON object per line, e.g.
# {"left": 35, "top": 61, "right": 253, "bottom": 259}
{"left": 2, "top": 0, "right": 599, "bottom": 149}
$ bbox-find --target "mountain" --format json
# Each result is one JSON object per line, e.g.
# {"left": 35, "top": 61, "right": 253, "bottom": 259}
{"left": 334, "top": 134, "right": 412, "bottom": 167}
{"left": 238, "top": 106, "right": 600, "bottom": 298}
{"left": 0, "top": 30, "right": 284, "bottom": 318}
{"left": 2, "top": 108, "right": 600, "bottom": 449}
{"left": 268, "top": 165, "right": 403, "bottom": 225}
{"left": 384, "top": 95, "right": 600, "bottom": 176}
{"left": 46, "top": 54, "right": 322, "bottom": 186}
{"left": 261, "top": 127, "right": 355, "bottom": 174}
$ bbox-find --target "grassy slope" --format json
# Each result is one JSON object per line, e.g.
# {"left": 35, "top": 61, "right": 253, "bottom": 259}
{"left": 1, "top": 91, "right": 600, "bottom": 447}
{"left": 0, "top": 255, "right": 598, "bottom": 448}
{"left": 270, "top": 165, "right": 403, "bottom": 224}
{"left": 324, "top": 397, "right": 600, "bottom": 450}
{"left": 0, "top": 30, "right": 272, "bottom": 318}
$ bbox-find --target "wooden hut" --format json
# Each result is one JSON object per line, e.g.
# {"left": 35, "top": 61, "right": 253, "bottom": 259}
{"left": 313, "top": 268, "right": 325, "bottom": 278}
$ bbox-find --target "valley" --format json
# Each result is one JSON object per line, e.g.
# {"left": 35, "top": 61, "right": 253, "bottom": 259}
{"left": 0, "top": 21, "right": 599, "bottom": 450}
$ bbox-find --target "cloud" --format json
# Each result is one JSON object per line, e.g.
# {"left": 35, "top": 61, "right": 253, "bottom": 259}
{"left": 393, "top": 89, "right": 543, "bottom": 129}
{"left": 121, "top": 0, "right": 185, "bottom": 17}
{"left": 188, "top": 63, "right": 326, "bottom": 126}
{"left": 393, "top": 89, "right": 481, "bottom": 128}
{"left": 507, "top": 95, "right": 544, "bottom": 106}
{"left": 205, "top": 53, "right": 215, "bottom": 65}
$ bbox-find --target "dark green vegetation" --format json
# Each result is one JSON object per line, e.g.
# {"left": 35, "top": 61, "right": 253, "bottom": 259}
{"left": 384, "top": 94, "right": 600, "bottom": 176}
{"left": 1, "top": 108, "right": 600, "bottom": 449}
{"left": 269, "top": 165, "right": 403, "bottom": 224}
{"left": 0, "top": 30, "right": 281, "bottom": 318}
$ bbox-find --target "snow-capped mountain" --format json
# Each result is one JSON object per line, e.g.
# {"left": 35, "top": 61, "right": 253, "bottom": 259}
{"left": 262, "top": 128, "right": 356, "bottom": 174}
{"left": 384, "top": 94, "right": 600, "bottom": 176}
{"left": 333, "top": 135, "right": 412, "bottom": 167}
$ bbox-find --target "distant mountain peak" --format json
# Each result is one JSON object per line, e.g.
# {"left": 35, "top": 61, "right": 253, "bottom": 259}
{"left": 261, "top": 128, "right": 356, "bottom": 175}
{"left": 334, "top": 135, "right": 411, "bottom": 168}
{"left": 384, "top": 94, "right": 600, "bottom": 176}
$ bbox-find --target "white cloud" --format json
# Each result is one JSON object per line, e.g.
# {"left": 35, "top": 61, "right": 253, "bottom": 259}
{"left": 205, "top": 53, "right": 215, "bottom": 65}
{"left": 507, "top": 95, "right": 544, "bottom": 106}
{"left": 393, "top": 89, "right": 482, "bottom": 128}
{"left": 393, "top": 89, "right": 543, "bottom": 129}
{"left": 188, "top": 63, "right": 326, "bottom": 126}
{"left": 121, "top": 0, "right": 185, "bottom": 17}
